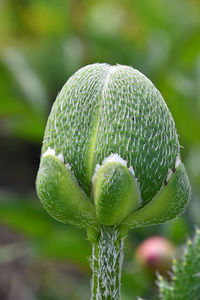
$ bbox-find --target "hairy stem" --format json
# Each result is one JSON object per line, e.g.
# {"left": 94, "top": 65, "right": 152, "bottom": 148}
{"left": 90, "top": 226, "right": 125, "bottom": 300}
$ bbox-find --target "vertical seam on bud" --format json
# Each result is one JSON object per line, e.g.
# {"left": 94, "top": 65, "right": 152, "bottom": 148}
{"left": 87, "top": 65, "right": 120, "bottom": 182}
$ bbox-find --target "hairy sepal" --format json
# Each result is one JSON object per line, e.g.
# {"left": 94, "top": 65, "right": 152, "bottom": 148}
{"left": 120, "top": 161, "right": 191, "bottom": 230}
{"left": 92, "top": 161, "right": 140, "bottom": 225}
{"left": 36, "top": 154, "right": 99, "bottom": 232}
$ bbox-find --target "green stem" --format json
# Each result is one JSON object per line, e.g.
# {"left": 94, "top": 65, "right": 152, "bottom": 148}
{"left": 90, "top": 226, "right": 125, "bottom": 300}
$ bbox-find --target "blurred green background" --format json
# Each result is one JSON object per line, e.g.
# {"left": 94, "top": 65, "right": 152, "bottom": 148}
{"left": 0, "top": 0, "right": 200, "bottom": 299}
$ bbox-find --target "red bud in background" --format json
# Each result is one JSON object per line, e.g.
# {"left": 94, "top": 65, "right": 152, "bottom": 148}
{"left": 135, "top": 236, "right": 174, "bottom": 275}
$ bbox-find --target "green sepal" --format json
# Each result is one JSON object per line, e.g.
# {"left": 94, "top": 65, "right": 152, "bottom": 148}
{"left": 92, "top": 161, "right": 140, "bottom": 226}
{"left": 36, "top": 154, "right": 99, "bottom": 233}
{"left": 120, "top": 161, "right": 191, "bottom": 231}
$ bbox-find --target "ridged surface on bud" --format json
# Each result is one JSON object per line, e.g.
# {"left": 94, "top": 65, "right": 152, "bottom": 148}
{"left": 36, "top": 63, "right": 190, "bottom": 231}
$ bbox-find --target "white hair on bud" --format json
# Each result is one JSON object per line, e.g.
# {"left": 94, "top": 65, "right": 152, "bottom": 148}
{"left": 43, "top": 147, "right": 56, "bottom": 157}
{"left": 165, "top": 154, "right": 181, "bottom": 185}
{"left": 92, "top": 153, "right": 136, "bottom": 184}
{"left": 43, "top": 148, "right": 65, "bottom": 164}
{"left": 91, "top": 164, "right": 101, "bottom": 183}
{"left": 102, "top": 153, "right": 127, "bottom": 167}
{"left": 175, "top": 155, "right": 181, "bottom": 169}
{"left": 57, "top": 153, "right": 64, "bottom": 163}
{"left": 166, "top": 168, "right": 173, "bottom": 183}
{"left": 129, "top": 166, "right": 135, "bottom": 177}
{"left": 65, "top": 163, "right": 72, "bottom": 170}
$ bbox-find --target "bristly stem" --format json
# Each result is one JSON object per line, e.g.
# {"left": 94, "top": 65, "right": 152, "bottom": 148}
{"left": 90, "top": 226, "right": 125, "bottom": 300}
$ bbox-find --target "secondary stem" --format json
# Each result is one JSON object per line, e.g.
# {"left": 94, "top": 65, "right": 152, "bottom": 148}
{"left": 90, "top": 226, "right": 125, "bottom": 300}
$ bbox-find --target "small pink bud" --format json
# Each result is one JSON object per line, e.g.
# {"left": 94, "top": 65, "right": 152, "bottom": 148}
{"left": 135, "top": 236, "right": 174, "bottom": 275}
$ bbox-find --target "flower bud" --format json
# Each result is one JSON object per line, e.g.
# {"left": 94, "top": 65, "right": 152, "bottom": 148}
{"left": 36, "top": 63, "right": 190, "bottom": 235}
{"left": 135, "top": 236, "right": 174, "bottom": 275}
{"left": 92, "top": 155, "right": 140, "bottom": 225}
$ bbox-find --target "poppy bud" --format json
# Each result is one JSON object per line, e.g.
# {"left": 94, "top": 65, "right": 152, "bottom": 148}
{"left": 36, "top": 63, "right": 190, "bottom": 237}
{"left": 136, "top": 236, "right": 174, "bottom": 275}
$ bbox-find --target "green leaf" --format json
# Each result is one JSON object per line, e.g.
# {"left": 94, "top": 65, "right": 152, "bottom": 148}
{"left": 121, "top": 161, "right": 191, "bottom": 230}
{"left": 0, "top": 196, "right": 91, "bottom": 267}
{"left": 158, "top": 228, "right": 200, "bottom": 300}
{"left": 36, "top": 153, "right": 99, "bottom": 233}
{"left": 92, "top": 159, "right": 140, "bottom": 225}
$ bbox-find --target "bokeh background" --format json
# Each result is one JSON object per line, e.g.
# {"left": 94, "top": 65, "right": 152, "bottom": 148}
{"left": 0, "top": 0, "right": 200, "bottom": 299}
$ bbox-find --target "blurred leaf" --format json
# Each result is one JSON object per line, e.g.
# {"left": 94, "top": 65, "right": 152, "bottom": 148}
{"left": 87, "top": 1, "right": 126, "bottom": 38}
{"left": 121, "top": 269, "right": 151, "bottom": 300}
{"left": 2, "top": 111, "right": 45, "bottom": 141}
{"left": 1, "top": 47, "right": 48, "bottom": 117}
{"left": 162, "top": 217, "right": 189, "bottom": 245}
{"left": 0, "top": 195, "right": 91, "bottom": 268}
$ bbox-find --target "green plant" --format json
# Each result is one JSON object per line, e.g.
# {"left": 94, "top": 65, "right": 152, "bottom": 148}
{"left": 158, "top": 228, "right": 200, "bottom": 300}
{"left": 36, "top": 63, "right": 191, "bottom": 299}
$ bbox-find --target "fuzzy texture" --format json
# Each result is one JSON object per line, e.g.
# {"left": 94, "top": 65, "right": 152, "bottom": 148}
{"left": 92, "top": 161, "right": 139, "bottom": 225}
{"left": 36, "top": 154, "right": 99, "bottom": 233}
{"left": 158, "top": 228, "right": 200, "bottom": 300}
{"left": 121, "top": 161, "right": 190, "bottom": 230}
{"left": 36, "top": 63, "right": 190, "bottom": 232}
{"left": 90, "top": 226, "right": 124, "bottom": 300}
{"left": 42, "top": 63, "right": 179, "bottom": 205}
{"left": 36, "top": 63, "right": 191, "bottom": 300}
